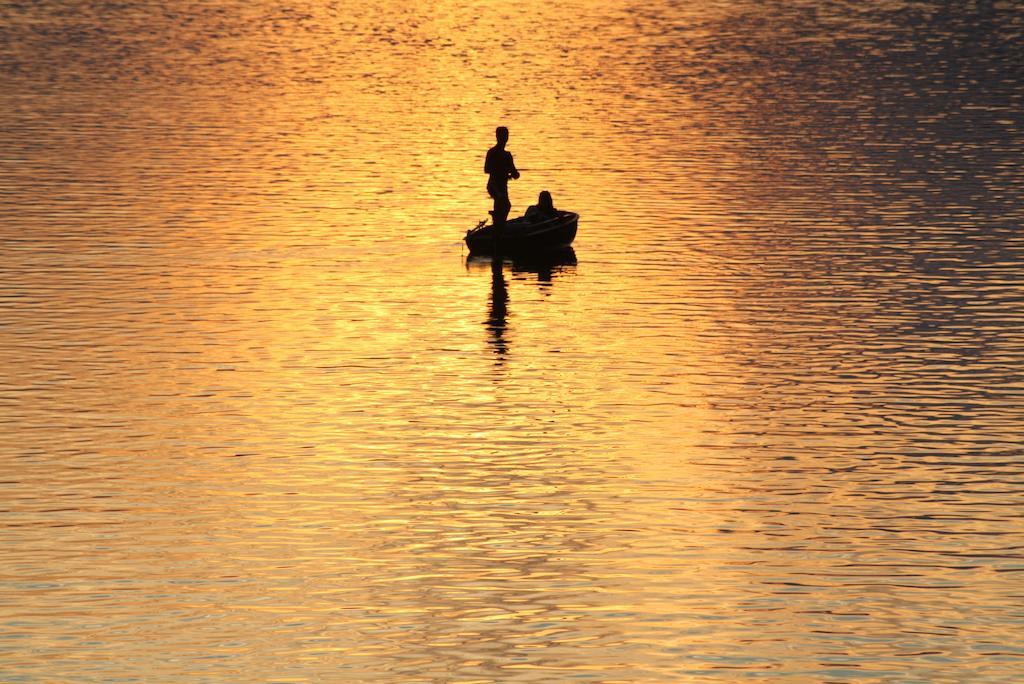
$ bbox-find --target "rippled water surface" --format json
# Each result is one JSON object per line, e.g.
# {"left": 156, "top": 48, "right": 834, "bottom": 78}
{"left": 2, "top": 1, "right": 1023, "bottom": 681}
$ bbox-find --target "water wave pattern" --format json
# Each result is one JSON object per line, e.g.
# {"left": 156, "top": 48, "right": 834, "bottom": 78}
{"left": 1, "top": 0, "right": 1023, "bottom": 681}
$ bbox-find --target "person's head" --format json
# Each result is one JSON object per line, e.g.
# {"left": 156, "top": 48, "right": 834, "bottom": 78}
{"left": 495, "top": 126, "right": 509, "bottom": 145}
{"left": 538, "top": 190, "right": 553, "bottom": 209}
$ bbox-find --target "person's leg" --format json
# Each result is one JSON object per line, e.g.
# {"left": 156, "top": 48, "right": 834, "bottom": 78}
{"left": 493, "top": 189, "right": 511, "bottom": 229}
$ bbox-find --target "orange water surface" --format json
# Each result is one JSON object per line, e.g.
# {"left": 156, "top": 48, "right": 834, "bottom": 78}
{"left": 1, "top": 0, "right": 1023, "bottom": 680}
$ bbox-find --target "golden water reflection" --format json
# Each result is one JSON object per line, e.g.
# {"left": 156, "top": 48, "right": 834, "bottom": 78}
{"left": 1, "top": 0, "right": 1023, "bottom": 681}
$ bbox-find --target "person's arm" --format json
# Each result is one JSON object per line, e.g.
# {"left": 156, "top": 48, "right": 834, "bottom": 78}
{"left": 508, "top": 153, "right": 520, "bottom": 180}
{"left": 484, "top": 149, "right": 493, "bottom": 175}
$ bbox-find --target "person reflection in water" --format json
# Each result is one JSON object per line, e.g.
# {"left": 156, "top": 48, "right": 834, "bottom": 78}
{"left": 524, "top": 190, "right": 557, "bottom": 221}
{"left": 487, "top": 257, "right": 509, "bottom": 364}
{"left": 484, "top": 126, "right": 519, "bottom": 229}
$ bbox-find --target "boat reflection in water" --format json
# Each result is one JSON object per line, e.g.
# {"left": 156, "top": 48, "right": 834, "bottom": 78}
{"left": 466, "top": 248, "right": 578, "bottom": 365}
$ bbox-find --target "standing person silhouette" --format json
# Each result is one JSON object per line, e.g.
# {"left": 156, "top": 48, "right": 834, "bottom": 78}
{"left": 484, "top": 126, "right": 520, "bottom": 230}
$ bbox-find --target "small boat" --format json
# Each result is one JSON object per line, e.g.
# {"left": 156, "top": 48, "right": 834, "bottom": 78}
{"left": 465, "top": 211, "right": 579, "bottom": 254}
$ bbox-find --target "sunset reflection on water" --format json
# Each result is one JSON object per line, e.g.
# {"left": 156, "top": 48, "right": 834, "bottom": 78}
{"left": 1, "top": 0, "right": 1023, "bottom": 681}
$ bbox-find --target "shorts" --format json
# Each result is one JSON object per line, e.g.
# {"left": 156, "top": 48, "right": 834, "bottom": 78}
{"left": 487, "top": 183, "right": 509, "bottom": 202}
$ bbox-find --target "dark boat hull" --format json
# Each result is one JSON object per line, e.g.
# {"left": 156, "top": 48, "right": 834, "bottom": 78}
{"left": 465, "top": 211, "right": 578, "bottom": 254}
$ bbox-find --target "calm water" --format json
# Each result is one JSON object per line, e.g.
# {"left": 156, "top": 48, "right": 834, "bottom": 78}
{"left": 2, "top": 1, "right": 1023, "bottom": 681}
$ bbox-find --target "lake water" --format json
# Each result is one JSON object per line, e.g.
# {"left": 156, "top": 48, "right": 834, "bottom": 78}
{"left": 2, "top": 1, "right": 1023, "bottom": 681}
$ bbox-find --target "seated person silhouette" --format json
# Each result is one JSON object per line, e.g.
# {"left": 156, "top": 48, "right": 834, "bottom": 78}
{"left": 524, "top": 190, "right": 558, "bottom": 221}
{"left": 484, "top": 126, "right": 519, "bottom": 229}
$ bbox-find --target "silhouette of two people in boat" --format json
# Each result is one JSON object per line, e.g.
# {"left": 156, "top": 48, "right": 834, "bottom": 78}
{"left": 480, "top": 126, "right": 572, "bottom": 366}
{"left": 485, "top": 126, "right": 557, "bottom": 229}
